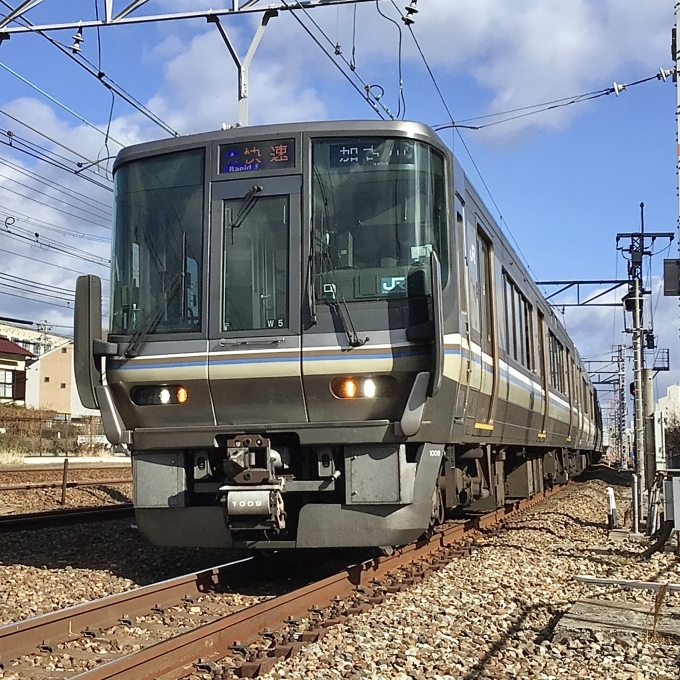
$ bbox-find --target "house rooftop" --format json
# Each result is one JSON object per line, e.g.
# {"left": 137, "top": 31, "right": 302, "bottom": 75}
{"left": 0, "top": 336, "right": 35, "bottom": 358}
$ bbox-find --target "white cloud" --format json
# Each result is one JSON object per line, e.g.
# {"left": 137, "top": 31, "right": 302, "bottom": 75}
{"left": 326, "top": 0, "right": 671, "bottom": 136}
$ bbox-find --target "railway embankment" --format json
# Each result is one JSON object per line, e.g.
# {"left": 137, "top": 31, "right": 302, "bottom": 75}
{"left": 251, "top": 479, "right": 680, "bottom": 680}
{"left": 0, "top": 478, "right": 678, "bottom": 679}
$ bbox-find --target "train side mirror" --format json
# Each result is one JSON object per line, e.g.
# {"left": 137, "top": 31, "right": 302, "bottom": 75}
{"left": 74, "top": 275, "right": 103, "bottom": 410}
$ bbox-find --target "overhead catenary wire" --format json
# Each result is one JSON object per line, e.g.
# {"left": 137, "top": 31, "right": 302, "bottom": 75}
{"left": 0, "top": 0, "right": 180, "bottom": 138}
{"left": 0, "top": 157, "right": 112, "bottom": 213}
{"left": 0, "top": 244, "right": 103, "bottom": 276}
{"left": 375, "top": 0, "right": 405, "bottom": 119}
{"left": 0, "top": 182, "right": 110, "bottom": 228}
{"left": 1, "top": 220, "right": 109, "bottom": 266}
{"left": 0, "top": 171, "right": 111, "bottom": 221}
{"left": 433, "top": 70, "right": 673, "bottom": 132}
{"left": 0, "top": 205, "right": 110, "bottom": 242}
{"left": 0, "top": 60, "right": 125, "bottom": 147}
{"left": 281, "top": 0, "right": 395, "bottom": 120}
{"left": 0, "top": 128, "right": 113, "bottom": 193}
{"left": 0, "top": 107, "right": 114, "bottom": 181}
{"left": 392, "top": 1, "right": 541, "bottom": 288}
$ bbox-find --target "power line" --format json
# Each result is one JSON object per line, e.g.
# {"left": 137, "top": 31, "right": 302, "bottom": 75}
{"left": 395, "top": 3, "right": 541, "bottom": 288}
{"left": 0, "top": 129, "right": 113, "bottom": 193}
{"left": 0, "top": 0, "right": 180, "bottom": 139}
{"left": 0, "top": 222, "right": 109, "bottom": 266}
{"left": 433, "top": 70, "right": 673, "bottom": 132}
{"left": 281, "top": 0, "right": 391, "bottom": 119}
{"left": 0, "top": 205, "right": 110, "bottom": 241}
{"left": 0, "top": 182, "right": 110, "bottom": 227}
{"left": 0, "top": 170, "right": 111, "bottom": 221}
{"left": 0, "top": 244, "right": 103, "bottom": 276}
{"left": 0, "top": 107, "right": 112, "bottom": 178}
{"left": 375, "top": 0, "right": 405, "bottom": 119}
{"left": 0, "top": 156, "right": 112, "bottom": 212}
{"left": 0, "top": 60, "right": 125, "bottom": 147}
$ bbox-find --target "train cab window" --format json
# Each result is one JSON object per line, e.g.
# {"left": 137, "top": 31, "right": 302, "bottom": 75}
{"left": 221, "top": 195, "right": 289, "bottom": 331}
{"left": 111, "top": 148, "right": 205, "bottom": 335}
{"left": 312, "top": 138, "right": 447, "bottom": 301}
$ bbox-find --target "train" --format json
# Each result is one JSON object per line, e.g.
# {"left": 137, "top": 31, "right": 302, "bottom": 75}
{"left": 74, "top": 120, "right": 603, "bottom": 550}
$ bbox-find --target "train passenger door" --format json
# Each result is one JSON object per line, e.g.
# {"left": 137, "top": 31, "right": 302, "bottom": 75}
{"left": 475, "top": 226, "right": 498, "bottom": 429}
{"left": 565, "top": 350, "right": 574, "bottom": 444}
{"left": 537, "top": 312, "right": 549, "bottom": 436}
{"left": 207, "top": 176, "right": 307, "bottom": 425}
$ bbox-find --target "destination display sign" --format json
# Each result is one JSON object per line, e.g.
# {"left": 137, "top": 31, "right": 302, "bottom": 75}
{"left": 219, "top": 139, "right": 296, "bottom": 174}
{"left": 329, "top": 138, "right": 415, "bottom": 168}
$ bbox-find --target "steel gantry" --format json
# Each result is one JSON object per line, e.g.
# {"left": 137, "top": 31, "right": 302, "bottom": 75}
{"left": 0, "top": 0, "right": 396, "bottom": 35}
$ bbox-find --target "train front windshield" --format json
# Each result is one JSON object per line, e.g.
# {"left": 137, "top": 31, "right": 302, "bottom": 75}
{"left": 110, "top": 149, "right": 205, "bottom": 335}
{"left": 312, "top": 138, "right": 447, "bottom": 301}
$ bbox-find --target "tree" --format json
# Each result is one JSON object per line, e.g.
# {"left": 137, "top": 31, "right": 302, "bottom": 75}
{"left": 666, "top": 415, "right": 680, "bottom": 469}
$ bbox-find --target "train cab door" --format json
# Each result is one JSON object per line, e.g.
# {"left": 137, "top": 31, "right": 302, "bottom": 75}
{"left": 207, "top": 176, "right": 308, "bottom": 425}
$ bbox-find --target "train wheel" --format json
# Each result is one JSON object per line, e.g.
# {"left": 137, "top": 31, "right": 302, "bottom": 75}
{"left": 431, "top": 483, "right": 445, "bottom": 528}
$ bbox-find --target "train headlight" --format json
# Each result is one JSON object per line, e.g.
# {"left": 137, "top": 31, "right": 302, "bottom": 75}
{"left": 131, "top": 385, "right": 189, "bottom": 406}
{"left": 330, "top": 376, "right": 394, "bottom": 399}
{"left": 362, "top": 379, "right": 376, "bottom": 398}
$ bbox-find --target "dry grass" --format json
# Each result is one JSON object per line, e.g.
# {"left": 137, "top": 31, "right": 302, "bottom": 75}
{"left": 0, "top": 449, "right": 24, "bottom": 465}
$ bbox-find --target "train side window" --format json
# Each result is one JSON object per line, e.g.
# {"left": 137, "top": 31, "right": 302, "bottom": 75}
{"left": 548, "top": 330, "right": 566, "bottom": 394}
{"left": 524, "top": 303, "right": 534, "bottom": 371}
{"left": 503, "top": 270, "right": 535, "bottom": 371}
{"left": 536, "top": 311, "right": 545, "bottom": 378}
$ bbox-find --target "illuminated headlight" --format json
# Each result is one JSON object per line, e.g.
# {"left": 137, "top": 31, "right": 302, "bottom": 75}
{"left": 330, "top": 376, "right": 395, "bottom": 399}
{"left": 362, "top": 379, "right": 376, "bottom": 398}
{"left": 131, "top": 385, "right": 189, "bottom": 406}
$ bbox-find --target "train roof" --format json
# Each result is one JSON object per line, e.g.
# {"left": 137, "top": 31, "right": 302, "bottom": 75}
{"left": 113, "top": 120, "right": 449, "bottom": 172}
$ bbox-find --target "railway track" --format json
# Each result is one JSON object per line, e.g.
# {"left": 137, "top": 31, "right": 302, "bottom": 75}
{"left": 0, "top": 504, "right": 134, "bottom": 532}
{"left": 0, "top": 484, "right": 566, "bottom": 679}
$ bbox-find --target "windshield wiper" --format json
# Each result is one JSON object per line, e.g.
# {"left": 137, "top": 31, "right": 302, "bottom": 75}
{"left": 124, "top": 274, "right": 183, "bottom": 358}
{"left": 320, "top": 248, "right": 369, "bottom": 349}
{"left": 229, "top": 185, "right": 262, "bottom": 243}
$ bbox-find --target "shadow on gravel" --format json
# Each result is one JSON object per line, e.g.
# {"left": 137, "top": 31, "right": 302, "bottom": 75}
{"left": 0, "top": 520, "right": 366, "bottom": 594}
{"left": 459, "top": 602, "right": 563, "bottom": 680}
{"left": 80, "top": 486, "right": 130, "bottom": 504}
{"left": 573, "top": 464, "right": 632, "bottom": 487}
{"left": 538, "top": 510, "right": 606, "bottom": 531}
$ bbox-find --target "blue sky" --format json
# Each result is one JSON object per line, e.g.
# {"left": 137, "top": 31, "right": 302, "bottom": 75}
{"left": 0, "top": 0, "right": 677, "bottom": 419}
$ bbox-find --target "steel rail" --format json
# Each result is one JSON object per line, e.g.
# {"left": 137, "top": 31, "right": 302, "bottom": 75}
{"left": 66, "top": 485, "right": 567, "bottom": 680}
{"left": 0, "top": 503, "right": 134, "bottom": 532}
{"left": 0, "top": 477, "right": 131, "bottom": 491}
{"left": 0, "top": 557, "right": 253, "bottom": 667}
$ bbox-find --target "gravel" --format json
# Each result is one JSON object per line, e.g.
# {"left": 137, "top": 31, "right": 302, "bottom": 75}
{"left": 253, "top": 478, "right": 680, "bottom": 680}
{"left": 2, "top": 474, "right": 679, "bottom": 679}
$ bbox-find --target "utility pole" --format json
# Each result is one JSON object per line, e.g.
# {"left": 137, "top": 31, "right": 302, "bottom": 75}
{"left": 618, "top": 204, "right": 674, "bottom": 526}
{"left": 616, "top": 344, "right": 627, "bottom": 468}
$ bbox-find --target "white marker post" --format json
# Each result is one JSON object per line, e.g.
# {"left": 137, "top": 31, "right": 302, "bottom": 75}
{"left": 606, "top": 486, "right": 617, "bottom": 529}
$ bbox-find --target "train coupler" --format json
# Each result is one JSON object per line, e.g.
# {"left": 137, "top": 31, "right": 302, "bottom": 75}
{"left": 219, "top": 484, "right": 286, "bottom": 532}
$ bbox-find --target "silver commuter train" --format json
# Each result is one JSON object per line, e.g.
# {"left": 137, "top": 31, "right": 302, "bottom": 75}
{"left": 74, "top": 120, "right": 603, "bottom": 550}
